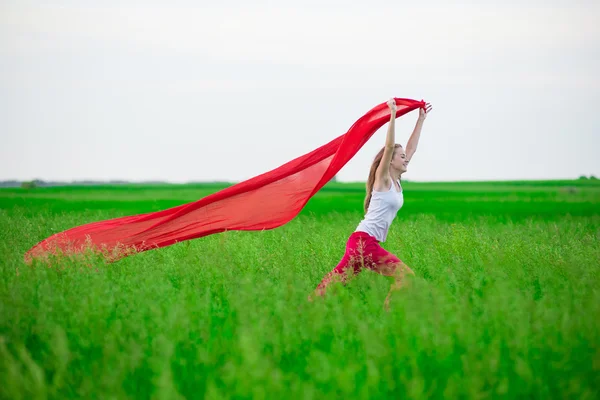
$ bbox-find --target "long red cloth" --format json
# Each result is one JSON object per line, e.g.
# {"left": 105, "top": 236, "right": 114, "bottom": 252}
{"left": 25, "top": 98, "right": 425, "bottom": 262}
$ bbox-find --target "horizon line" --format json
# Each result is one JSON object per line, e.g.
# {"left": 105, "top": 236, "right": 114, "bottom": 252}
{"left": 1, "top": 176, "right": 598, "bottom": 187}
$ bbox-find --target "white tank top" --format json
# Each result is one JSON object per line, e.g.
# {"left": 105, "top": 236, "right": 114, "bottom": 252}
{"left": 355, "top": 179, "right": 404, "bottom": 242}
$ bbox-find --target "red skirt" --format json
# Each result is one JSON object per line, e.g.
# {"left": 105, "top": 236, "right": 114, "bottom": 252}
{"left": 332, "top": 231, "right": 401, "bottom": 275}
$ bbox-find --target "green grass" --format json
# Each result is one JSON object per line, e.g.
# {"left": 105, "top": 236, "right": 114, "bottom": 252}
{"left": 1, "top": 180, "right": 599, "bottom": 399}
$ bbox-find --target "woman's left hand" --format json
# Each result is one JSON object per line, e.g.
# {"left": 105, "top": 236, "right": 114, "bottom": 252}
{"left": 419, "top": 103, "right": 433, "bottom": 120}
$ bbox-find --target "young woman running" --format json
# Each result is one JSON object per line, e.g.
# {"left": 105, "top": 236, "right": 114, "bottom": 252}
{"left": 313, "top": 98, "right": 432, "bottom": 308}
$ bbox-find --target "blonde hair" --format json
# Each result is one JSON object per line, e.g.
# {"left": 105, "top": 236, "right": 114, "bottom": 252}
{"left": 364, "top": 144, "right": 402, "bottom": 213}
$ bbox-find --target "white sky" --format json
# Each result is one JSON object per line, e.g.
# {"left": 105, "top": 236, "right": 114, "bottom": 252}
{"left": 1, "top": 0, "right": 599, "bottom": 182}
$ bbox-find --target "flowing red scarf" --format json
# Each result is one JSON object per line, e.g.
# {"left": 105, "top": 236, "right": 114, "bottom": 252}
{"left": 25, "top": 98, "right": 425, "bottom": 262}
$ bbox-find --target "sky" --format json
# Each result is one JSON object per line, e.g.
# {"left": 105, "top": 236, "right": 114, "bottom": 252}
{"left": 1, "top": 0, "right": 599, "bottom": 183}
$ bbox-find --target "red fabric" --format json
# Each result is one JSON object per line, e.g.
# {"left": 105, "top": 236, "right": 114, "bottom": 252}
{"left": 25, "top": 98, "right": 425, "bottom": 262}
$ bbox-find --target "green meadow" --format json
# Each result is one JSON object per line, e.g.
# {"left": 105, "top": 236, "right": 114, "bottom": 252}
{"left": 1, "top": 179, "right": 599, "bottom": 399}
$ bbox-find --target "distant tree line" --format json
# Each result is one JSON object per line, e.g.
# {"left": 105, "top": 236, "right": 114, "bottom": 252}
{"left": 0, "top": 180, "right": 234, "bottom": 188}
{"left": 0, "top": 180, "right": 170, "bottom": 188}
{"left": 1, "top": 175, "right": 597, "bottom": 189}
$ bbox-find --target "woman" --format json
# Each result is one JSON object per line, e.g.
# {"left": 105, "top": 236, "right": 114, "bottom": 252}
{"left": 313, "top": 98, "right": 432, "bottom": 309}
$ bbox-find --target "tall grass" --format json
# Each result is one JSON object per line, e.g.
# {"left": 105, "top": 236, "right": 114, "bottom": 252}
{"left": 1, "top": 181, "right": 599, "bottom": 399}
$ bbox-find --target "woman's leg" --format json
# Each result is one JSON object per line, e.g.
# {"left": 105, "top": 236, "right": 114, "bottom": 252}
{"left": 313, "top": 252, "right": 354, "bottom": 297}
{"left": 362, "top": 243, "right": 415, "bottom": 309}
{"left": 311, "top": 233, "right": 412, "bottom": 305}
{"left": 312, "top": 233, "right": 368, "bottom": 297}
{"left": 373, "top": 260, "right": 415, "bottom": 310}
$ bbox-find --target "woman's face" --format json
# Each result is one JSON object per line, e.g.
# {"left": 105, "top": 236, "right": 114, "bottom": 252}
{"left": 391, "top": 146, "right": 408, "bottom": 174}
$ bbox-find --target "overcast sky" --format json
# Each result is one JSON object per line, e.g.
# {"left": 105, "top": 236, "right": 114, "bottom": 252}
{"left": 1, "top": 0, "right": 599, "bottom": 183}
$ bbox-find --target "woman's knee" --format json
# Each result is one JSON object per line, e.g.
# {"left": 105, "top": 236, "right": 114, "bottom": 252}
{"left": 377, "top": 261, "right": 413, "bottom": 277}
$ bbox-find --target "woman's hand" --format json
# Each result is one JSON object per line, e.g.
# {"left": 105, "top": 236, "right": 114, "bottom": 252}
{"left": 387, "top": 98, "right": 397, "bottom": 113}
{"left": 419, "top": 103, "right": 433, "bottom": 120}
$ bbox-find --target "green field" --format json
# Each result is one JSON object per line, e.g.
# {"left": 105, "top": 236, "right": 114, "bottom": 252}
{"left": 1, "top": 180, "right": 599, "bottom": 399}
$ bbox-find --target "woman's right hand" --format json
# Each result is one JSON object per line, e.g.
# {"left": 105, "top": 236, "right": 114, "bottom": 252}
{"left": 387, "top": 98, "right": 397, "bottom": 113}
